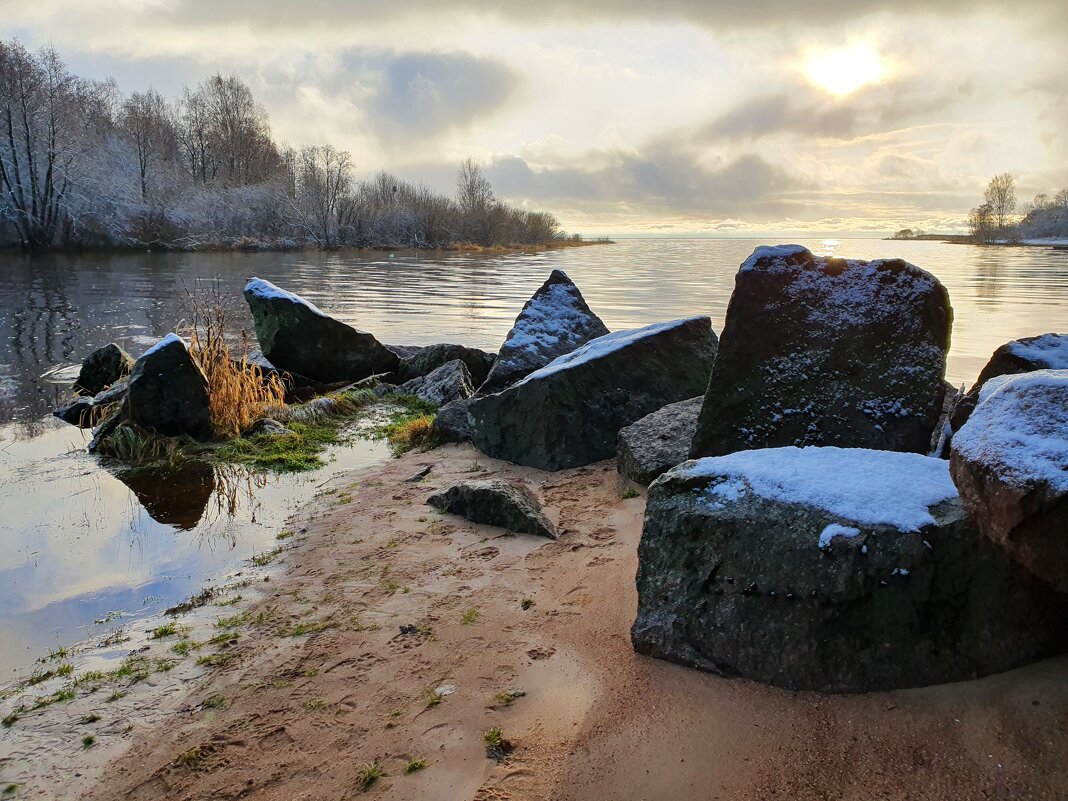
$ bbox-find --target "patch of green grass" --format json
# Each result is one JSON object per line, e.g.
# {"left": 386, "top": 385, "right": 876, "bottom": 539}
{"left": 493, "top": 690, "right": 521, "bottom": 706}
{"left": 335, "top": 492, "right": 353, "bottom": 505}
{"left": 175, "top": 746, "right": 202, "bottom": 766}
{"left": 283, "top": 618, "right": 337, "bottom": 637}
{"left": 203, "top": 693, "right": 227, "bottom": 709}
{"left": 214, "top": 420, "right": 344, "bottom": 473}
{"left": 112, "top": 655, "right": 151, "bottom": 683}
{"left": 460, "top": 608, "right": 479, "bottom": 625}
{"left": 155, "top": 659, "right": 177, "bottom": 672}
{"left": 276, "top": 530, "right": 295, "bottom": 540}
{"left": 249, "top": 547, "right": 284, "bottom": 568}
{"left": 56, "top": 663, "right": 74, "bottom": 677}
{"left": 172, "top": 640, "right": 193, "bottom": 657}
{"left": 404, "top": 758, "right": 427, "bottom": 774}
{"left": 216, "top": 594, "right": 242, "bottom": 606}
{"left": 196, "top": 652, "right": 235, "bottom": 668}
{"left": 520, "top": 597, "right": 535, "bottom": 610}
{"left": 483, "top": 726, "right": 513, "bottom": 760}
{"left": 3, "top": 783, "right": 18, "bottom": 795}
{"left": 303, "top": 697, "right": 327, "bottom": 711}
{"left": 80, "top": 713, "right": 102, "bottom": 724}
{"left": 45, "top": 646, "right": 70, "bottom": 661}
{"left": 207, "top": 631, "right": 239, "bottom": 647}
{"left": 81, "top": 734, "right": 96, "bottom": 749}
{"left": 150, "top": 622, "right": 177, "bottom": 639}
{"left": 216, "top": 612, "right": 250, "bottom": 630}
{"left": 26, "top": 669, "right": 55, "bottom": 686}
{"left": 2, "top": 707, "right": 23, "bottom": 727}
{"left": 354, "top": 761, "right": 383, "bottom": 792}
{"left": 420, "top": 685, "right": 443, "bottom": 709}
{"left": 622, "top": 487, "right": 640, "bottom": 499}
{"left": 75, "top": 670, "right": 104, "bottom": 686}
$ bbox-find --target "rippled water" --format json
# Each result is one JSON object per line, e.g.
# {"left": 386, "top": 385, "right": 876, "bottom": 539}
{"left": 1, "top": 238, "right": 1066, "bottom": 675}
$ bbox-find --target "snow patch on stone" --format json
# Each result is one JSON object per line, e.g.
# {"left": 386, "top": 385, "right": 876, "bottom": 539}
{"left": 670, "top": 446, "right": 959, "bottom": 532}
{"left": 740, "top": 244, "right": 809, "bottom": 272}
{"left": 516, "top": 317, "right": 707, "bottom": 384}
{"left": 818, "top": 523, "right": 861, "bottom": 550}
{"left": 954, "top": 369, "right": 1068, "bottom": 492}
{"left": 141, "top": 332, "right": 185, "bottom": 358}
{"left": 1006, "top": 333, "right": 1068, "bottom": 370}
{"left": 245, "top": 277, "right": 327, "bottom": 317}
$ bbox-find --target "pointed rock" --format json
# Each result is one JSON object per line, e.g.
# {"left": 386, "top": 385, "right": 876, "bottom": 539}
{"left": 125, "top": 334, "right": 213, "bottom": 440}
{"left": 478, "top": 270, "right": 608, "bottom": 394}
{"left": 243, "top": 277, "right": 398, "bottom": 382}
{"left": 617, "top": 396, "right": 703, "bottom": 485}
{"left": 75, "top": 343, "right": 134, "bottom": 396}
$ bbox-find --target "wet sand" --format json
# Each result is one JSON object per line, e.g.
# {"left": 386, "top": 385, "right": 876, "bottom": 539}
{"left": 8, "top": 443, "right": 1066, "bottom": 800}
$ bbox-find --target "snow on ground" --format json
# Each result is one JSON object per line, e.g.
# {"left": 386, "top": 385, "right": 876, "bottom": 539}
{"left": 954, "top": 369, "right": 1068, "bottom": 492}
{"left": 245, "top": 277, "right": 327, "bottom": 317}
{"left": 1019, "top": 238, "right": 1068, "bottom": 247}
{"left": 669, "top": 446, "right": 959, "bottom": 532}
{"left": 516, "top": 316, "right": 706, "bottom": 384}
{"left": 1006, "top": 333, "right": 1068, "bottom": 370}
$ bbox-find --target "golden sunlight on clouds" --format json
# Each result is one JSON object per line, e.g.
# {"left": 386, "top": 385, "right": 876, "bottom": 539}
{"left": 804, "top": 43, "right": 886, "bottom": 96}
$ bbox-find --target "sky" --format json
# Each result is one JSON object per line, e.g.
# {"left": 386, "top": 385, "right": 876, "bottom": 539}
{"left": 3, "top": 0, "right": 1066, "bottom": 237}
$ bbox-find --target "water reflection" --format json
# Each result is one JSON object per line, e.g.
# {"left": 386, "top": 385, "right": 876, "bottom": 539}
{"left": 117, "top": 462, "right": 219, "bottom": 531}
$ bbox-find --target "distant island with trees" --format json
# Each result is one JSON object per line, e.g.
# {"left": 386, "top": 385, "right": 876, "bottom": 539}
{"left": 0, "top": 40, "right": 594, "bottom": 253}
{"left": 891, "top": 173, "right": 1068, "bottom": 246}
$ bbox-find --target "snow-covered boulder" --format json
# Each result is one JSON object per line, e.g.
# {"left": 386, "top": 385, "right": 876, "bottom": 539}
{"left": 393, "top": 359, "right": 474, "bottom": 407}
{"left": 243, "top": 277, "right": 398, "bottom": 382}
{"left": 396, "top": 343, "right": 496, "bottom": 387}
{"left": 470, "top": 316, "right": 717, "bottom": 471}
{"left": 427, "top": 479, "right": 556, "bottom": 539}
{"left": 478, "top": 270, "right": 609, "bottom": 394}
{"left": 690, "top": 245, "right": 952, "bottom": 459}
{"left": 617, "top": 396, "right": 702, "bottom": 485}
{"left": 948, "top": 333, "right": 1068, "bottom": 439}
{"left": 632, "top": 447, "right": 1068, "bottom": 693}
{"left": 125, "top": 334, "right": 213, "bottom": 440}
{"left": 950, "top": 370, "right": 1068, "bottom": 591}
{"left": 75, "top": 343, "right": 134, "bottom": 396}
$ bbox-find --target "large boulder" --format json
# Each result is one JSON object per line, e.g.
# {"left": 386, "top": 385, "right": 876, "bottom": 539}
{"left": 948, "top": 333, "right": 1068, "bottom": 436}
{"left": 243, "top": 277, "right": 398, "bottom": 383}
{"left": 394, "top": 359, "right": 474, "bottom": 407}
{"left": 617, "top": 397, "right": 702, "bottom": 485}
{"left": 690, "top": 245, "right": 952, "bottom": 459}
{"left": 632, "top": 447, "right": 1068, "bottom": 693}
{"left": 470, "top": 317, "right": 717, "bottom": 471}
{"left": 75, "top": 343, "right": 134, "bottom": 396}
{"left": 432, "top": 398, "right": 475, "bottom": 443}
{"left": 124, "top": 334, "right": 213, "bottom": 440}
{"left": 396, "top": 344, "right": 496, "bottom": 387}
{"left": 950, "top": 370, "right": 1068, "bottom": 591}
{"left": 478, "top": 270, "right": 609, "bottom": 394}
{"left": 427, "top": 479, "right": 556, "bottom": 539}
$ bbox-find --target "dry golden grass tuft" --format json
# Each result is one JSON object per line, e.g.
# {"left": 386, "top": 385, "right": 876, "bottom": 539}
{"left": 183, "top": 285, "right": 288, "bottom": 439}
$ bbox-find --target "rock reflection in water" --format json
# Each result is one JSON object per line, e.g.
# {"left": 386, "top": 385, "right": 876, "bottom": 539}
{"left": 116, "top": 460, "right": 268, "bottom": 532}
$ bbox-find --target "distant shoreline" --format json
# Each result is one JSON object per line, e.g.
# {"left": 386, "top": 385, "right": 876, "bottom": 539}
{"left": 883, "top": 235, "right": 1068, "bottom": 249}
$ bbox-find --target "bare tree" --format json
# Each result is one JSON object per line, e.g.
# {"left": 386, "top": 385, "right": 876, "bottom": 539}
{"left": 119, "top": 89, "right": 177, "bottom": 201}
{"left": 290, "top": 144, "right": 354, "bottom": 246}
{"left": 968, "top": 202, "right": 995, "bottom": 243}
{"left": 983, "top": 172, "right": 1017, "bottom": 235}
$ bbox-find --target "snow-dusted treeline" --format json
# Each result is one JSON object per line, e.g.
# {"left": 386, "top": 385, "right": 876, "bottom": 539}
{"left": 0, "top": 40, "right": 566, "bottom": 251}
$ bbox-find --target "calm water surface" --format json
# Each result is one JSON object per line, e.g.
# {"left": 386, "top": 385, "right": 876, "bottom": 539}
{"left": 1, "top": 238, "right": 1066, "bottom": 675}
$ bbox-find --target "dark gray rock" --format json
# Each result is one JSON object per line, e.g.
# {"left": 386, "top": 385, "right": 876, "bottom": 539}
{"left": 124, "top": 334, "right": 213, "bottom": 440}
{"left": 75, "top": 343, "right": 134, "bottom": 396}
{"left": 948, "top": 333, "right": 1068, "bottom": 439}
{"left": 479, "top": 270, "right": 609, "bottom": 394}
{"left": 397, "top": 344, "right": 496, "bottom": 386}
{"left": 632, "top": 447, "right": 1068, "bottom": 693}
{"left": 395, "top": 359, "right": 475, "bottom": 407}
{"left": 244, "top": 277, "right": 398, "bottom": 382}
{"left": 54, "top": 379, "right": 129, "bottom": 427}
{"left": 427, "top": 479, "right": 556, "bottom": 539}
{"left": 471, "top": 317, "right": 716, "bottom": 471}
{"left": 386, "top": 344, "right": 424, "bottom": 360}
{"left": 432, "top": 398, "right": 475, "bottom": 443}
{"left": 950, "top": 370, "right": 1068, "bottom": 592}
{"left": 691, "top": 245, "right": 952, "bottom": 459}
{"left": 617, "top": 397, "right": 703, "bottom": 485}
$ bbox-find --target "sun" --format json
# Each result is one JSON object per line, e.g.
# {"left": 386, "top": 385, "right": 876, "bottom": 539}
{"left": 804, "top": 44, "right": 885, "bottom": 97}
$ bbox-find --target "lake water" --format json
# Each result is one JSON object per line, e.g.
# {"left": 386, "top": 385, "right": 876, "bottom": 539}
{"left": 1, "top": 238, "right": 1067, "bottom": 676}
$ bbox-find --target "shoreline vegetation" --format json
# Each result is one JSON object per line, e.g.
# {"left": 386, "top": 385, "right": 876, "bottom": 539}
{"left": 0, "top": 39, "right": 596, "bottom": 253}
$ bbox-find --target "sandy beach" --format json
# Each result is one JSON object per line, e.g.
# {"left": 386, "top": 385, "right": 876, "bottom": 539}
{"left": 11, "top": 442, "right": 1053, "bottom": 801}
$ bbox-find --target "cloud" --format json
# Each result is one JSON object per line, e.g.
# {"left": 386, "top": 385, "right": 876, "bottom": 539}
{"left": 484, "top": 146, "right": 797, "bottom": 217}
{"left": 356, "top": 51, "right": 518, "bottom": 140}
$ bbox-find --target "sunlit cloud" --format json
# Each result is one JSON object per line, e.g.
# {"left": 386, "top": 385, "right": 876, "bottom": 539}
{"left": 803, "top": 43, "right": 887, "bottom": 97}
